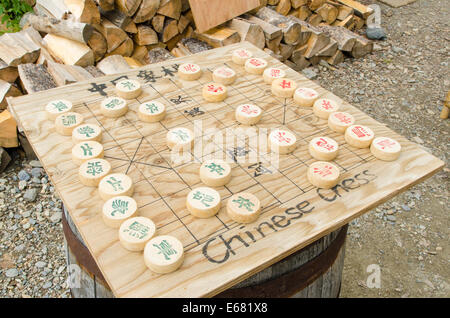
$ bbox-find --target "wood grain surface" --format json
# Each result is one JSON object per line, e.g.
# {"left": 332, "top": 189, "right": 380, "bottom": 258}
{"left": 7, "top": 42, "right": 444, "bottom": 297}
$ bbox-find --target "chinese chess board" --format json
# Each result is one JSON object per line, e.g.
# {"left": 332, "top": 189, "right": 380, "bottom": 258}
{"left": 8, "top": 42, "right": 444, "bottom": 297}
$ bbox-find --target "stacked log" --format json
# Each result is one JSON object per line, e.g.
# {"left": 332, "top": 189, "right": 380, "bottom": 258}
{"left": 0, "top": 0, "right": 374, "bottom": 151}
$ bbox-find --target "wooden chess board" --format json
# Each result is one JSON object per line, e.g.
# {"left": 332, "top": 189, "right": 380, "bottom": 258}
{"left": 7, "top": 42, "right": 444, "bottom": 297}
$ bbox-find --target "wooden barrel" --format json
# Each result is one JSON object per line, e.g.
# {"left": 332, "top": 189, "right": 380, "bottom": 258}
{"left": 62, "top": 206, "right": 347, "bottom": 298}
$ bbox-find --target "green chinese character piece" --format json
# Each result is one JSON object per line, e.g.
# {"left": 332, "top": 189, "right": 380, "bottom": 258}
{"left": 124, "top": 221, "right": 149, "bottom": 239}
{"left": 172, "top": 129, "right": 189, "bottom": 142}
{"left": 105, "top": 98, "right": 122, "bottom": 109}
{"left": 80, "top": 143, "right": 93, "bottom": 156}
{"left": 106, "top": 177, "right": 124, "bottom": 192}
{"left": 145, "top": 103, "right": 159, "bottom": 113}
{"left": 61, "top": 115, "right": 76, "bottom": 126}
{"left": 121, "top": 81, "right": 136, "bottom": 90}
{"left": 77, "top": 126, "right": 95, "bottom": 137}
{"left": 232, "top": 196, "right": 255, "bottom": 212}
{"left": 153, "top": 240, "right": 177, "bottom": 261}
{"left": 86, "top": 161, "right": 103, "bottom": 176}
{"left": 111, "top": 199, "right": 129, "bottom": 216}
{"left": 52, "top": 101, "right": 68, "bottom": 112}
{"left": 192, "top": 191, "right": 214, "bottom": 207}
{"left": 205, "top": 162, "right": 225, "bottom": 175}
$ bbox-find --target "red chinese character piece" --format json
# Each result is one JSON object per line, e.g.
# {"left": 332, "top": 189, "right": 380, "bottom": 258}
{"left": 316, "top": 138, "right": 335, "bottom": 151}
{"left": 351, "top": 126, "right": 370, "bottom": 138}
{"left": 334, "top": 113, "right": 352, "bottom": 124}
{"left": 376, "top": 138, "right": 396, "bottom": 149}
{"left": 249, "top": 58, "right": 263, "bottom": 66}
{"left": 207, "top": 84, "right": 223, "bottom": 93}
{"left": 218, "top": 68, "right": 232, "bottom": 77}
{"left": 313, "top": 165, "right": 333, "bottom": 177}
{"left": 279, "top": 80, "right": 291, "bottom": 89}
{"left": 183, "top": 64, "right": 197, "bottom": 72}
{"left": 321, "top": 100, "right": 333, "bottom": 110}
{"left": 241, "top": 105, "right": 258, "bottom": 115}
{"left": 237, "top": 50, "right": 249, "bottom": 57}
{"left": 271, "top": 69, "right": 281, "bottom": 77}
{"left": 275, "top": 131, "right": 291, "bottom": 144}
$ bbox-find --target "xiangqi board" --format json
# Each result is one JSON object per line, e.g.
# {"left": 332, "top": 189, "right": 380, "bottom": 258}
{"left": 7, "top": 42, "right": 444, "bottom": 297}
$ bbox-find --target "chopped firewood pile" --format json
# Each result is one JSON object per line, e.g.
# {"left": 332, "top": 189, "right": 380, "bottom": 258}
{"left": 0, "top": 0, "right": 376, "bottom": 161}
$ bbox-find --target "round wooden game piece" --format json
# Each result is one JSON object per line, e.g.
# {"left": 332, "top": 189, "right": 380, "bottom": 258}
{"left": 78, "top": 158, "right": 112, "bottom": 187}
{"left": 370, "top": 137, "right": 401, "bottom": 161}
{"left": 178, "top": 63, "right": 202, "bottom": 81}
{"left": 309, "top": 136, "right": 339, "bottom": 161}
{"left": 144, "top": 235, "right": 184, "bottom": 274}
{"left": 271, "top": 78, "right": 297, "bottom": 98}
{"left": 328, "top": 111, "right": 355, "bottom": 133}
{"left": 186, "top": 187, "right": 221, "bottom": 218}
{"left": 293, "top": 87, "right": 319, "bottom": 107}
{"left": 202, "top": 82, "right": 227, "bottom": 102}
{"left": 244, "top": 57, "right": 268, "bottom": 75}
{"left": 227, "top": 192, "right": 261, "bottom": 224}
{"left": 100, "top": 96, "right": 128, "bottom": 118}
{"left": 199, "top": 159, "right": 231, "bottom": 187}
{"left": 212, "top": 66, "right": 236, "bottom": 85}
{"left": 99, "top": 173, "right": 134, "bottom": 201}
{"left": 263, "top": 67, "right": 286, "bottom": 84}
{"left": 231, "top": 48, "right": 253, "bottom": 65}
{"left": 235, "top": 104, "right": 262, "bottom": 125}
{"left": 119, "top": 216, "right": 156, "bottom": 252}
{"left": 55, "top": 112, "right": 84, "bottom": 136}
{"left": 72, "top": 141, "right": 104, "bottom": 166}
{"left": 102, "top": 196, "right": 138, "bottom": 228}
{"left": 138, "top": 101, "right": 166, "bottom": 123}
{"left": 166, "top": 127, "right": 194, "bottom": 150}
{"left": 269, "top": 129, "right": 297, "bottom": 154}
{"left": 72, "top": 123, "right": 102, "bottom": 143}
{"left": 115, "top": 79, "right": 142, "bottom": 99}
{"left": 307, "top": 161, "right": 340, "bottom": 189}
{"left": 313, "top": 98, "right": 340, "bottom": 119}
{"left": 345, "top": 124, "right": 375, "bottom": 148}
{"left": 45, "top": 99, "right": 73, "bottom": 120}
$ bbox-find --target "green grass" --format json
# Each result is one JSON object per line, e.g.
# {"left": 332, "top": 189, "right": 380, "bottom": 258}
{"left": 0, "top": 0, "right": 33, "bottom": 35}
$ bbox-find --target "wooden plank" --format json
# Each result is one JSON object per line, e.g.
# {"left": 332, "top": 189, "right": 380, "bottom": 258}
{"left": 17, "top": 63, "right": 57, "bottom": 93}
{"left": 8, "top": 42, "right": 444, "bottom": 298}
{"left": 188, "top": 0, "right": 260, "bottom": 33}
{"left": 336, "top": 0, "right": 373, "bottom": 19}
{"left": 0, "top": 80, "right": 22, "bottom": 110}
{"left": 0, "top": 110, "right": 19, "bottom": 148}
{"left": 44, "top": 33, "right": 94, "bottom": 67}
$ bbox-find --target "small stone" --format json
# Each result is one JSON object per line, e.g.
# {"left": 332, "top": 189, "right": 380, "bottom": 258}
{"left": 31, "top": 168, "right": 43, "bottom": 178}
{"left": 436, "top": 246, "right": 442, "bottom": 251}
{"left": 386, "top": 215, "right": 396, "bottom": 222}
{"left": 29, "top": 160, "right": 43, "bottom": 168}
{"left": 401, "top": 204, "right": 411, "bottom": 211}
{"left": 42, "top": 282, "right": 52, "bottom": 289}
{"left": 418, "top": 256, "right": 424, "bottom": 261}
{"left": 366, "top": 26, "right": 387, "bottom": 40}
{"left": 31, "top": 177, "right": 41, "bottom": 184}
{"left": 50, "top": 212, "right": 62, "bottom": 223}
{"left": 18, "top": 170, "right": 31, "bottom": 182}
{"left": 35, "top": 261, "right": 46, "bottom": 268}
{"left": 392, "top": 46, "right": 406, "bottom": 54}
{"left": 412, "top": 136, "right": 423, "bottom": 144}
{"left": 302, "top": 67, "right": 318, "bottom": 80}
{"left": 23, "top": 189, "right": 38, "bottom": 202}
{"left": 18, "top": 180, "right": 27, "bottom": 191}
{"left": 5, "top": 268, "right": 19, "bottom": 278}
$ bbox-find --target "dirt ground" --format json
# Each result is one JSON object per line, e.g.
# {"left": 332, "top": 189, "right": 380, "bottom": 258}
{"left": 314, "top": 0, "right": 449, "bottom": 297}
{"left": 0, "top": 0, "right": 448, "bottom": 298}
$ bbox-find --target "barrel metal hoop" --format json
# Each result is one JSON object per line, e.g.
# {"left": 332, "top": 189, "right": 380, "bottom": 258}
{"left": 62, "top": 210, "right": 108, "bottom": 285}
{"left": 215, "top": 225, "right": 348, "bottom": 298}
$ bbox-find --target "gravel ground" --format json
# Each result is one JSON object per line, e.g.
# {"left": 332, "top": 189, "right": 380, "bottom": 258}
{"left": 0, "top": 0, "right": 448, "bottom": 298}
